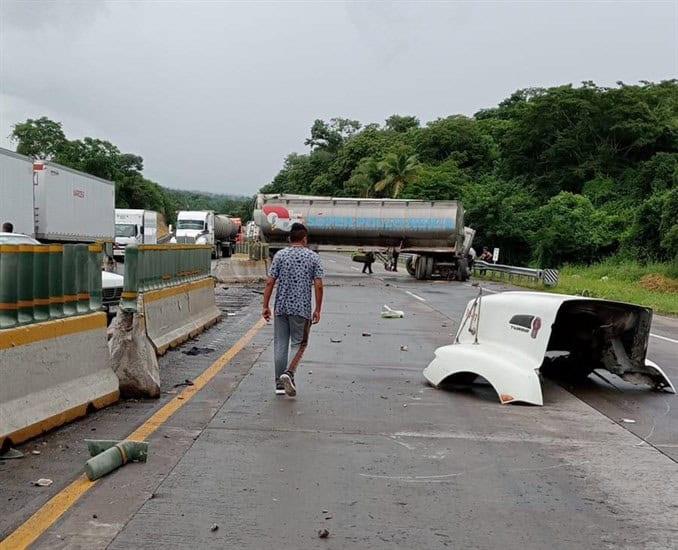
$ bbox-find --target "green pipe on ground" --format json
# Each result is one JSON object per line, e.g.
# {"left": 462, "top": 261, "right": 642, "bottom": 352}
{"left": 84, "top": 439, "right": 148, "bottom": 481}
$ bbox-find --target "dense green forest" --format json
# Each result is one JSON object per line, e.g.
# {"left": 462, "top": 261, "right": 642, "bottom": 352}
{"left": 262, "top": 81, "right": 678, "bottom": 267}
{"left": 9, "top": 118, "right": 252, "bottom": 224}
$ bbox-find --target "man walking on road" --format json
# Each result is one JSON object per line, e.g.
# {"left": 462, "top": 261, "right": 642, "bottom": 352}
{"left": 262, "top": 223, "right": 324, "bottom": 397}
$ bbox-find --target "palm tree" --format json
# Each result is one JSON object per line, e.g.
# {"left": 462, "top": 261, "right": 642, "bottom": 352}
{"left": 346, "top": 157, "right": 381, "bottom": 198}
{"left": 374, "top": 152, "right": 421, "bottom": 198}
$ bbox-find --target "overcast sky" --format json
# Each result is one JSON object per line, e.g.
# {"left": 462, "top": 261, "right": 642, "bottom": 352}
{"left": 1, "top": 1, "right": 676, "bottom": 195}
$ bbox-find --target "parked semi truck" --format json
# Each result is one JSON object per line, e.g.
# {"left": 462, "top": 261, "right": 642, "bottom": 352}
{"left": 0, "top": 147, "right": 115, "bottom": 243}
{"left": 253, "top": 193, "right": 474, "bottom": 281}
{"left": 171, "top": 210, "right": 239, "bottom": 258}
{"left": 114, "top": 209, "right": 159, "bottom": 259}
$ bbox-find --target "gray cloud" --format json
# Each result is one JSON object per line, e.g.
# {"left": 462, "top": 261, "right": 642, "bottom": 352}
{"left": 1, "top": 0, "right": 675, "bottom": 195}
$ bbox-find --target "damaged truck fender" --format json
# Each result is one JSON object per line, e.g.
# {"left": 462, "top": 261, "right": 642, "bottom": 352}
{"left": 423, "top": 291, "right": 675, "bottom": 406}
{"left": 424, "top": 344, "right": 544, "bottom": 405}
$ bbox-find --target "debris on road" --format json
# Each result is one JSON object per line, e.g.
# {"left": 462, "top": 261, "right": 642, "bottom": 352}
{"left": 381, "top": 305, "right": 404, "bottom": 319}
{"left": 621, "top": 418, "right": 636, "bottom": 424}
{"left": 210, "top": 523, "right": 219, "bottom": 532}
{"left": 33, "top": 478, "right": 53, "bottom": 487}
{"left": 400, "top": 345, "right": 409, "bottom": 352}
{"left": 84, "top": 440, "right": 149, "bottom": 481}
{"left": 31, "top": 450, "right": 41, "bottom": 455}
{"left": 174, "top": 379, "right": 195, "bottom": 388}
{"left": 108, "top": 311, "right": 161, "bottom": 398}
{"left": 330, "top": 338, "right": 343, "bottom": 343}
{"left": 182, "top": 347, "right": 215, "bottom": 356}
{"left": 318, "top": 528, "right": 330, "bottom": 539}
{"left": 0, "top": 448, "right": 25, "bottom": 460}
{"left": 362, "top": 332, "right": 371, "bottom": 337}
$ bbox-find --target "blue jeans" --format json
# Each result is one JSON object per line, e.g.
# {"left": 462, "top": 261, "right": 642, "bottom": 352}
{"left": 273, "top": 314, "right": 311, "bottom": 380}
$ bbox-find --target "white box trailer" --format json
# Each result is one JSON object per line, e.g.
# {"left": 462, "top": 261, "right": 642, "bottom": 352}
{"left": 114, "top": 209, "right": 159, "bottom": 258}
{"left": 33, "top": 159, "right": 114, "bottom": 243}
{"left": 0, "top": 148, "right": 35, "bottom": 235}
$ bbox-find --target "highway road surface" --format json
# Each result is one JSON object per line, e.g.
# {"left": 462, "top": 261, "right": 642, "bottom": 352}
{"left": 1, "top": 252, "right": 676, "bottom": 549}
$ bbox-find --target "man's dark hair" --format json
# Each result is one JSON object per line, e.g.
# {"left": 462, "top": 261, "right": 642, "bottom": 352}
{"left": 289, "top": 223, "right": 308, "bottom": 243}
{"left": 2, "top": 222, "right": 13, "bottom": 233}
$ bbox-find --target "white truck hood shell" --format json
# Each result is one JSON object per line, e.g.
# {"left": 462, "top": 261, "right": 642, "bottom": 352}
{"left": 423, "top": 291, "right": 675, "bottom": 405}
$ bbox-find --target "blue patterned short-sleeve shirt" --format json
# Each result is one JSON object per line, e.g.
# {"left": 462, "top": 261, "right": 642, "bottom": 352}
{"left": 269, "top": 246, "right": 324, "bottom": 320}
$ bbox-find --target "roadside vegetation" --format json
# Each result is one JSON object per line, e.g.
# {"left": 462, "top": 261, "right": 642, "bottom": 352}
{"left": 476, "top": 259, "right": 678, "bottom": 315}
{"left": 9, "top": 117, "right": 252, "bottom": 224}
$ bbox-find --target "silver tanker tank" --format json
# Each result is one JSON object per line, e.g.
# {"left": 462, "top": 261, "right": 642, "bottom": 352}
{"left": 254, "top": 194, "right": 463, "bottom": 249}
{"left": 214, "top": 214, "right": 239, "bottom": 241}
{"left": 254, "top": 194, "right": 473, "bottom": 281}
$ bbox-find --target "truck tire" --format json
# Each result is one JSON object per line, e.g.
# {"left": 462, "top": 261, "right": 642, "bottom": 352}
{"left": 424, "top": 256, "right": 434, "bottom": 279}
{"left": 456, "top": 258, "right": 470, "bottom": 281}
{"left": 214, "top": 243, "right": 221, "bottom": 260}
{"left": 406, "top": 255, "right": 417, "bottom": 277}
{"left": 223, "top": 245, "right": 231, "bottom": 258}
{"left": 415, "top": 256, "right": 426, "bottom": 280}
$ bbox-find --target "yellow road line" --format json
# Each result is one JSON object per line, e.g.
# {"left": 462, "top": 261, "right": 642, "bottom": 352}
{"left": 0, "top": 317, "right": 267, "bottom": 550}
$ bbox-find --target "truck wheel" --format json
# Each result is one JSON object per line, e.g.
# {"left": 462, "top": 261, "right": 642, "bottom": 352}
{"left": 424, "top": 256, "right": 434, "bottom": 279}
{"left": 456, "top": 258, "right": 470, "bottom": 281}
{"left": 214, "top": 243, "right": 221, "bottom": 259}
{"left": 406, "top": 256, "right": 417, "bottom": 277}
{"left": 223, "top": 245, "right": 231, "bottom": 258}
{"left": 414, "top": 256, "right": 426, "bottom": 281}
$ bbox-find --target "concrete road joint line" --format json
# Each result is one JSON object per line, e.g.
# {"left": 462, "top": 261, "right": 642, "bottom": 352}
{"left": 650, "top": 333, "right": 678, "bottom": 345}
{"left": 358, "top": 460, "right": 592, "bottom": 483}
{"left": 405, "top": 290, "right": 426, "bottom": 302}
{"left": 0, "top": 318, "right": 267, "bottom": 550}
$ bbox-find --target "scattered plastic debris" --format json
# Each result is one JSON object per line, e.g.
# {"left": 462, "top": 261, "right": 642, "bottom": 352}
{"left": 381, "top": 305, "right": 404, "bottom": 319}
{"left": 33, "top": 478, "right": 53, "bottom": 487}
{"left": 330, "top": 338, "right": 342, "bottom": 343}
{"left": 400, "top": 345, "right": 409, "bottom": 352}
{"left": 31, "top": 450, "right": 41, "bottom": 455}
{"left": 621, "top": 418, "right": 636, "bottom": 424}
{"left": 318, "top": 528, "right": 330, "bottom": 539}
{"left": 210, "top": 523, "right": 219, "bottom": 532}
{"left": 174, "top": 379, "right": 195, "bottom": 388}
{"left": 362, "top": 332, "right": 371, "bottom": 337}
{"left": 182, "top": 347, "right": 215, "bottom": 356}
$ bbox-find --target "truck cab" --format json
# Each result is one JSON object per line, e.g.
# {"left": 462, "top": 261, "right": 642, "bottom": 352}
{"left": 173, "top": 211, "right": 214, "bottom": 246}
{"left": 114, "top": 209, "right": 158, "bottom": 259}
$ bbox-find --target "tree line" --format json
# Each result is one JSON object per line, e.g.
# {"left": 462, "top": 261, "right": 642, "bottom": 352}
{"left": 261, "top": 81, "right": 678, "bottom": 266}
{"left": 9, "top": 118, "right": 252, "bottom": 225}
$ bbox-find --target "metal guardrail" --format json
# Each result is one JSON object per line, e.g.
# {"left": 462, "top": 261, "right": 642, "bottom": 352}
{"left": 0, "top": 243, "right": 103, "bottom": 329}
{"left": 121, "top": 244, "right": 212, "bottom": 311}
{"left": 472, "top": 260, "right": 559, "bottom": 287}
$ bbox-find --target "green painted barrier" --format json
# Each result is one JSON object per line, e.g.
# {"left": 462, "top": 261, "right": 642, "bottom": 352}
{"left": 121, "top": 244, "right": 212, "bottom": 312}
{"left": 0, "top": 244, "right": 103, "bottom": 329}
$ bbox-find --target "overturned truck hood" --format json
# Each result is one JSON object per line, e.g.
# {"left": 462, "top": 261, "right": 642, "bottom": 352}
{"left": 423, "top": 291, "right": 675, "bottom": 405}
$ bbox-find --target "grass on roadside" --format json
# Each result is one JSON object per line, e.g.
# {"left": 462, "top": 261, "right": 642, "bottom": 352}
{"left": 474, "top": 259, "right": 678, "bottom": 316}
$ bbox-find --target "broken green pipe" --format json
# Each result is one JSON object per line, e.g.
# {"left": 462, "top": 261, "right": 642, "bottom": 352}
{"left": 84, "top": 439, "right": 148, "bottom": 481}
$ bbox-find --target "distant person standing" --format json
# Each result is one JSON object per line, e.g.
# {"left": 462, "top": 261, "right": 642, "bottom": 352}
{"left": 391, "top": 250, "right": 399, "bottom": 272}
{"left": 2, "top": 222, "right": 13, "bottom": 233}
{"left": 262, "top": 223, "right": 324, "bottom": 397}
{"left": 479, "top": 247, "right": 493, "bottom": 262}
{"left": 362, "top": 251, "right": 375, "bottom": 274}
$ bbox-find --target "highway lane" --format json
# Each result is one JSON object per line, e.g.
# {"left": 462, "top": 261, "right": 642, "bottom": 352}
{"left": 74, "top": 253, "right": 678, "bottom": 548}
{"left": 4, "top": 253, "right": 677, "bottom": 548}
{"left": 324, "top": 252, "right": 678, "bottom": 463}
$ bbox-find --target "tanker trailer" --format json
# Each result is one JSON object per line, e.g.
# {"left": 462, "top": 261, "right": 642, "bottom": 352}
{"left": 253, "top": 194, "right": 474, "bottom": 281}
{"left": 171, "top": 210, "right": 238, "bottom": 258}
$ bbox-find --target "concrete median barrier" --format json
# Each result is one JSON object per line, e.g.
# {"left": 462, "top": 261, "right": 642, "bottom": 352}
{"left": 142, "top": 278, "right": 221, "bottom": 355}
{"left": 213, "top": 257, "right": 269, "bottom": 283}
{"left": 0, "top": 312, "right": 119, "bottom": 449}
